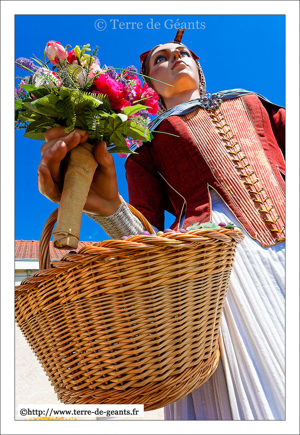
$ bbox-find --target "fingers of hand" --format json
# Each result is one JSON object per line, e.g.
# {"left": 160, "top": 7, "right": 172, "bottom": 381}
{"left": 94, "top": 141, "right": 115, "bottom": 171}
{"left": 45, "top": 126, "right": 89, "bottom": 143}
{"left": 37, "top": 164, "right": 61, "bottom": 203}
{"left": 40, "top": 130, "right": 83, "bottom": 156}
{"left": 91, "top": 143, "right": 119, "bottom": 199}
{"left": 40, "top": 140, "right": 69, "bottom": 183}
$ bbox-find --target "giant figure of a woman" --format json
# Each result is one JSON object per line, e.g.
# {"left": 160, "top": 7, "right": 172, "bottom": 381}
{"left": 37, "top": 30, "right": 285, "bottom": 420}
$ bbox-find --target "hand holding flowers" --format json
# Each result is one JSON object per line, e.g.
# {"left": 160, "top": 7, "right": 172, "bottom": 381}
{"left": 15, "top": 40, "right": 164, "bottom": 250}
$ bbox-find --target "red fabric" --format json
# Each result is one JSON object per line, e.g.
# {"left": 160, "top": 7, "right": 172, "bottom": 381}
{"left": 243, "top": 95, "right": 285, "bottom": 191}
{"left": 125, "top": 145, "right": 166, "bottom": 230}
{"left": 125, "top": 96, "right": 285, "bottom": 244}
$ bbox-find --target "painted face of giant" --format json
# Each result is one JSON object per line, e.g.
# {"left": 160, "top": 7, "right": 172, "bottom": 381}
{"left": 147, "top": 42, "right": 200, "bottom": 100}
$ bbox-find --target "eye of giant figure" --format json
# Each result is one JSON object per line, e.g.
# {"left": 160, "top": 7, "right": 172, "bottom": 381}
{"left": 154, "top": 49, "right": 191, "bottom": 65}
{"left": 147, "top": 42, "right": 200, "bottom": 109}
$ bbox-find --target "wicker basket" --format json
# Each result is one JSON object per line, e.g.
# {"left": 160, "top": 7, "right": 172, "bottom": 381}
{"left": 15, "top": 205, "right": 244, "bottom": 411}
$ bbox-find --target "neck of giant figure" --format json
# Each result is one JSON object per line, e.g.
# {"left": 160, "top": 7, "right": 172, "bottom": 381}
{"left": 163, "top": 89, "right": 201, "bottom": 110}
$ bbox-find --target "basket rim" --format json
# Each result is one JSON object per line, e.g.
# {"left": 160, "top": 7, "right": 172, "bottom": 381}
{"left": 15, "top": 228, "right": 244, "bottom": 293}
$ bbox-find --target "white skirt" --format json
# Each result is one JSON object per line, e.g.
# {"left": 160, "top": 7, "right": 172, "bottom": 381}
{"left": 164, "top": 190, "right": 285, "bottom": 420}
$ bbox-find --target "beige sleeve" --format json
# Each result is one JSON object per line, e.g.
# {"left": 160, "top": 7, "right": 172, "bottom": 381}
{"left": 84, "top": 197, "right": 147, "bottom": 239}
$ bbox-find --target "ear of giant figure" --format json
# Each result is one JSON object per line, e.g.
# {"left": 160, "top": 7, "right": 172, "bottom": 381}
{"left": 140, "top": 29, "right": 206, "bottom": 110}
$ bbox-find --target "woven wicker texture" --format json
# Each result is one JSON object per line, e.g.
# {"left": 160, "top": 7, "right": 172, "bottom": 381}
{"left": 15, "top": 206, "right": 244, "bottom": 411}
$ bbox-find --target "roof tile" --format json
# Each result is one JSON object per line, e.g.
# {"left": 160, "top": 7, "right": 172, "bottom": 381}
{"left": 15, "top": 240, "right": 95, "bottom": 260}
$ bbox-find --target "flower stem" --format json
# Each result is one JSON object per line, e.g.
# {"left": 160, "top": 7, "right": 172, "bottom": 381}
{"left": 151, "top": 130, "right": 180, "bottom": 137}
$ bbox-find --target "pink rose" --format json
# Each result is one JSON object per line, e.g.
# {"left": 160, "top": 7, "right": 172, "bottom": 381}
{"left": 45, "top": 41, "right": 68, "bottom": 65}
{"left": 140, "top": 84, "right": 159, "bottom": 115}
{"left": 94, "top": 74, "right": 127, "bottom": 111}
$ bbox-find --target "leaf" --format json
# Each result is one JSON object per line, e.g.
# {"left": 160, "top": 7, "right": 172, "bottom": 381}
{"left": 225, "top": 222, "right": 235, "bottom": 229}
{"left": 103, "top": 116, "right": 115, "bottom": 136}
{"left": 199, "top": 222, "right": 221, "bottom": 230}
{"left": 15, "top": 100, "right": 23, "bottom": 109}
{"left": 31, "top": 55, "right": 49, "bottom": 69}
{"left": 109, "top": 131, "right": 128, "bottom": 148}
{"left": 122, "top": 104, "right": 150, "bottom": 117}
{"left": 35, "top": 93, "right": 59, "bottom": 107}
{"left": 127, "top": 122, "right": 150, "bottom": 141}
{"left": 23, "top": 130, "right": 47, "bottom": 141}
{"left": 25, "top": 118, "right": 60, "bottom": 133}
{"left": 17, "top": 110, "right": 41, "bottom": 122}
{"left": 187, "top": 222, "right": 221, "bottom": 230}
{"left": 186, "top": 222, "right": 200, "bottom": 231}
{"left": 22, "top": 101, "right": 60, "bottom": 118}
{"left": 30, "top": 87, "right": 52, "bottom": 99}
{"left": 115, "top": 121, "right": 127, "bottom": 135}
{"left": 19, "top": 84, "right": 36, "bottom": 92}
{"left": 117, "top": 113, "right": 128, "bottom": 122}
{"left": 109, "top": 147, "right": 136, "bottom": 155}
{"left": 113, "top": 116, "right": 123, "bottom": 130}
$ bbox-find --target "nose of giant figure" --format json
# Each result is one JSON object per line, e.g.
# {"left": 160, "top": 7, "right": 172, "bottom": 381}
{"left": 171, "top": 49, "right": 182, "bottom": 64}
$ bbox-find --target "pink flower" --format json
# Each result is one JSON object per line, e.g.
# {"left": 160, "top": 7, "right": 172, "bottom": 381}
{"left": 94, "top": 74, "right": 127, "bottom": 111}
{"left": 76, "top": 69, "right": 88, "bottom": 87}
{"left": 32, "top": 68, "right": 62, "bottom": 88}
{"left": 87, "top": 63, "right": 101, "bottom": 81}
{"left": 140, "top": 84, "right": 159, "bottom": 115}
{"left": 117, "top": 138, "right": 143, "bottom": 158}
{"left": 134, "top": 140, "right": 143, "bottom": 148}
{"left": 50, "top": 71, "right": 62, "bottom": 87}
{"left": 45, "top": 41, "right": 68, "bottom": 65}
{"left": 126, "top": 76, "right": 142, "bottom": 103}
{"left": 119, "top": 99, "right": 131, "bottom": 112}
{"left": 118, "top": 138, "right": 131, "bottom": 158}
{"left": 67, "top": 49, "right": 78, "bottom": 65}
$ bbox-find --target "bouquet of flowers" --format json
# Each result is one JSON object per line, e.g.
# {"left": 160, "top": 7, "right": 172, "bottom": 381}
{"left": 15, "top": 40, "right": 161, "bottom": 250}
{"left": 15, "top": 40, "right": 160, "bottom": 153}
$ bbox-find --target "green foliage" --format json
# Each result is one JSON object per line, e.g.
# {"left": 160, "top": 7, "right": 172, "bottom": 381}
{"left": 15, "top": 86, "right": 151, "bottom": 152}
{"left": 122, "top": 104, "right": 150, "bottom": 117}
{"left": 186, "top": 222, "right": 222, "bottom": 231}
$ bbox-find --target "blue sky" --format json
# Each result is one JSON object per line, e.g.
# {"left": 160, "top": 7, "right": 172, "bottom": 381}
{"left": 15, "top": 14, "right": 285, "bottom": 242}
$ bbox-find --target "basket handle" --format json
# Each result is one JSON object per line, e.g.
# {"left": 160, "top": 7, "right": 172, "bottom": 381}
{"left": 39, "top": 203, "right": 155, "bottom": 270}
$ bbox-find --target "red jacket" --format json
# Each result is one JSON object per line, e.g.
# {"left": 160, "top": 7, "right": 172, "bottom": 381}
{"left": 125, "top": 95, "right": 285, "bottom": 247}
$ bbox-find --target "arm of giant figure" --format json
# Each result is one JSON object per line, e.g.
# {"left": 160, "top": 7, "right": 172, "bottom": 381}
{"left": 85, "top": 143, "right": 165, "bottom": 237}
{"left": 125, "top": 143, "right": 166, "bottom": 232}
{"left": 260, "top": 99, "right": 285, "bottom": 158}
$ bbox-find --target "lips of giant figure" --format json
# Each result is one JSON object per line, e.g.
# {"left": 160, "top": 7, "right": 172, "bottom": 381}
{"left": 147, "top": 42, "right": 200, "bottom": 100}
